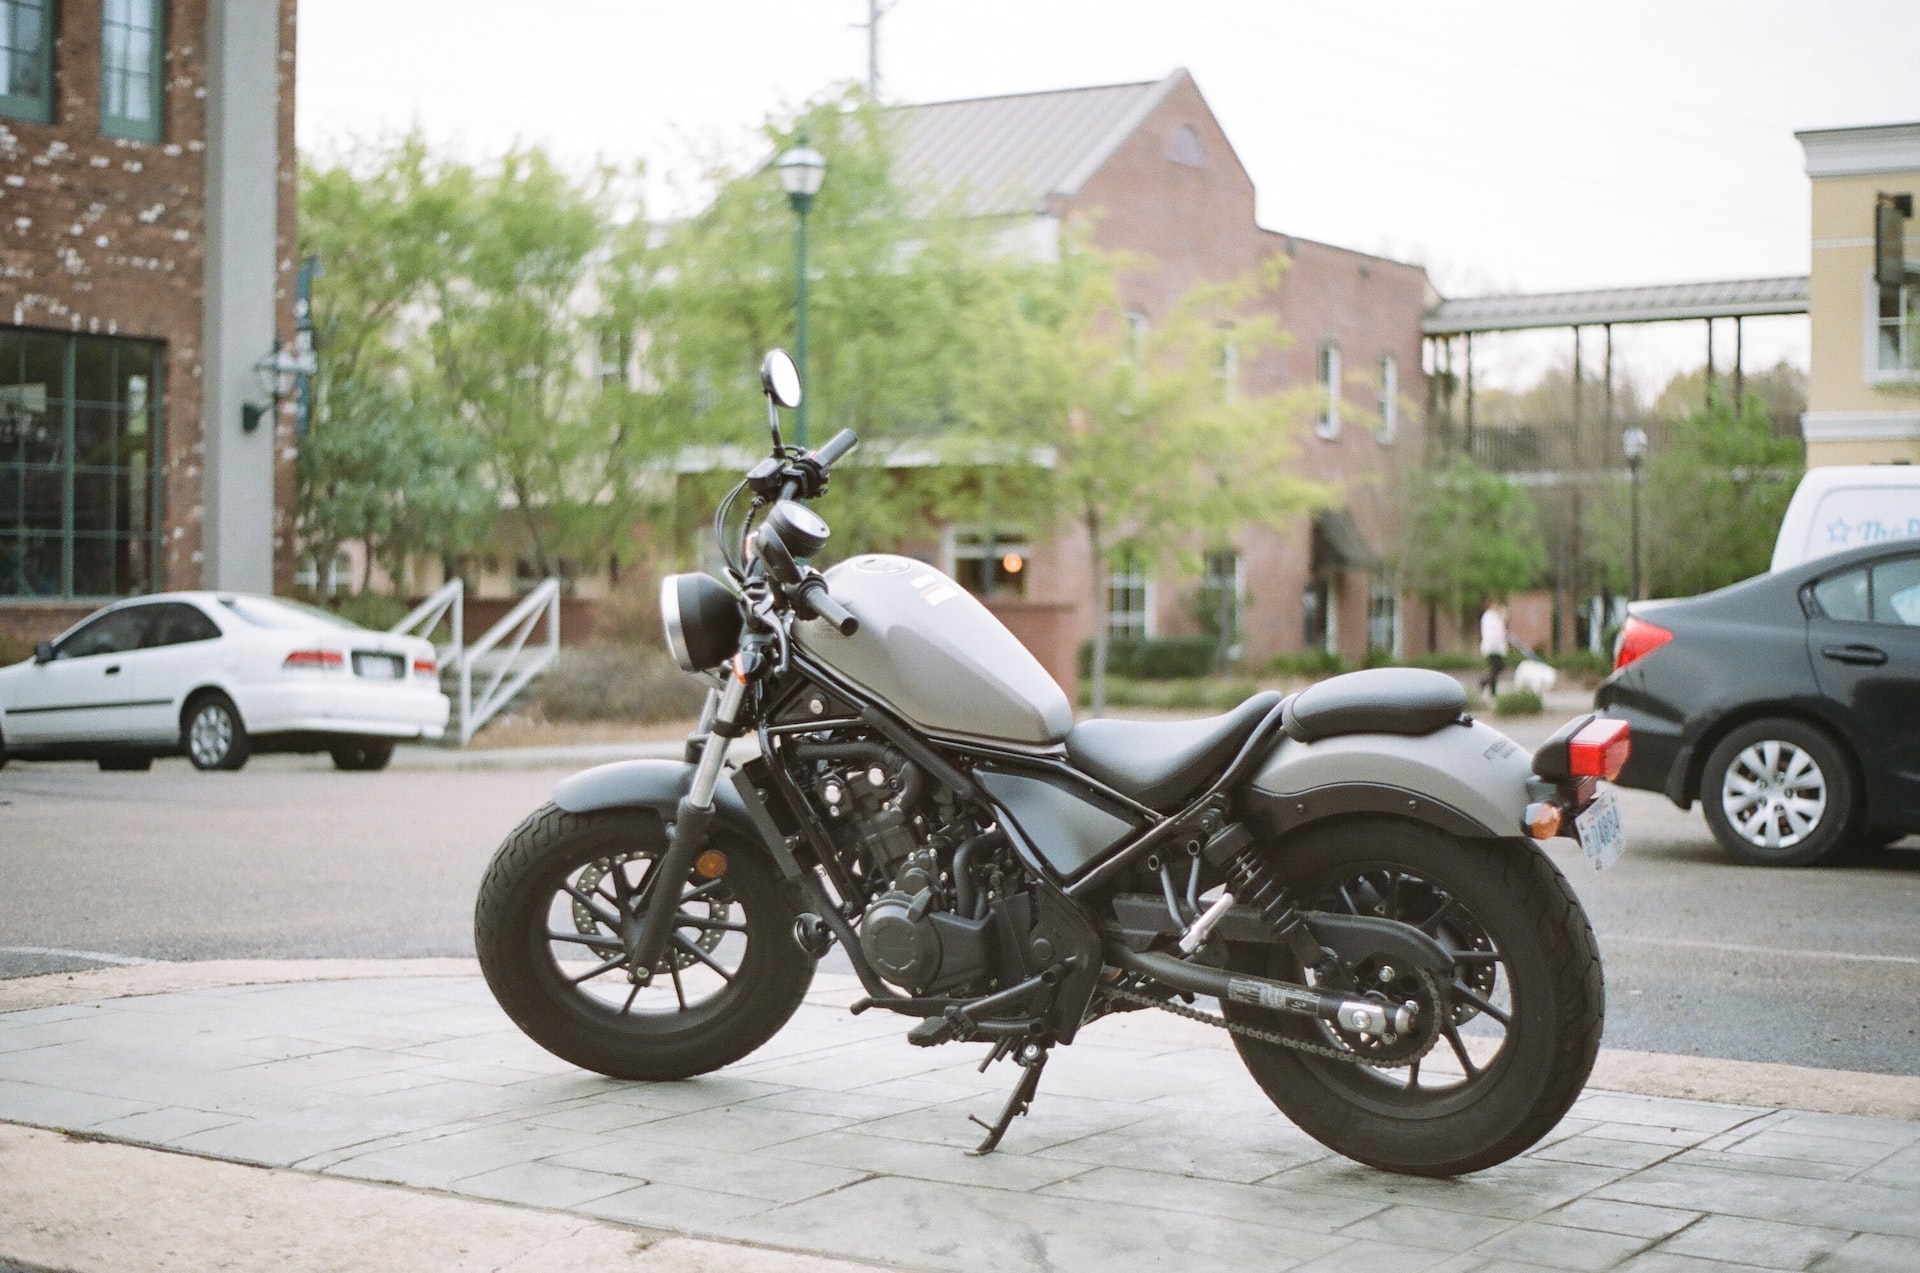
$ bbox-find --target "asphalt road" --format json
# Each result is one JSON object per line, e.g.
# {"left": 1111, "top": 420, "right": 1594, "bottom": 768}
{"left": 3, "top": 736, "right": 1916, "bottom": 1076}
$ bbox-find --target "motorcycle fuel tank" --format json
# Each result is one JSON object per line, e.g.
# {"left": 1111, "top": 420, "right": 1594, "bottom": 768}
{"left": 793, "top": 554, "right": 1073, "bottom": 746}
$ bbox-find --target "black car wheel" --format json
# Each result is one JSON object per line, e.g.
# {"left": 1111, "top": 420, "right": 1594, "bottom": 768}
{"left": 1700, "top": 718, "right": 1855, "bottom": 867}
{"left": 330, "top": 739, "right": 395, "bottom": 771}
{"left": 184, "top": 692, "right": 251, "bottom": 772}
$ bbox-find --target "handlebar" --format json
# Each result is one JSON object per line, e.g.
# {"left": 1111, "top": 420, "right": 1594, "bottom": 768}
{"left": 796, "top": 574, "right": 859, "bottom": 636}
{"left": 812, "top": 428, "right": 859, "bottom": 468}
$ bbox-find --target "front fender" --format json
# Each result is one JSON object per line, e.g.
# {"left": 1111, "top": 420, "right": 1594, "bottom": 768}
{"left": 552, "top": 759, "right": 785, "bottom": 865}
{"left": 1247, "top": 718, "right": 1534, "bottom": 840}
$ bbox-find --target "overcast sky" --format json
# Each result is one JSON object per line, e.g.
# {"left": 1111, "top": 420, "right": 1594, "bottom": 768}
{"left": 296, "top": 0, "right": 1919, "bottom": 393}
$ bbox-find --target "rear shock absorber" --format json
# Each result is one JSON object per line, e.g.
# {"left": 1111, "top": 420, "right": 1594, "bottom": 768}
{"left": 1209, "top": 825, "right": 1328, "bottom": 973}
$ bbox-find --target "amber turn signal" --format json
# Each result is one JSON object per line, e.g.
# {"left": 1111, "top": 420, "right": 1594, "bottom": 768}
{"left": 693, "top": 849, "right": 730, "bottom": 880}
{"left": 1524, "top": 801, "right": 1564, "bottom": 840}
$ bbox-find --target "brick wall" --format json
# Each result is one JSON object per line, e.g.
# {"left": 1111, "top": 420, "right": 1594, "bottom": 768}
{"left": 0, "top": 0, "right": 297, "bottom": 642}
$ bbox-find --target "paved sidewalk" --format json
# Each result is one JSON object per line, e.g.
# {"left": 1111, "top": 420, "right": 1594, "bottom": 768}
{"left": 2, "top": 966, "right": 1917, "bottom": 1273}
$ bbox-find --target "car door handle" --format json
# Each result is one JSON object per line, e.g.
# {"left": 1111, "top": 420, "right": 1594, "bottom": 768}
{"left": 104, "top": 664, "right": 121, "bottom": 675}
{"left": 1821, "top": 644, "right": 1888, "bottom": 667}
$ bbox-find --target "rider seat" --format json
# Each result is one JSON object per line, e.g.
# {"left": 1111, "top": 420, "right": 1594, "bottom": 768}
{"left": 1065, "top": 691, "right": 1284, "bottom": 811}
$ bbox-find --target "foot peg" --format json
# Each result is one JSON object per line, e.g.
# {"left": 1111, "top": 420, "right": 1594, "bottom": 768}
{"left": 907, "top": 1016, "right": 958, "bottom": 1047}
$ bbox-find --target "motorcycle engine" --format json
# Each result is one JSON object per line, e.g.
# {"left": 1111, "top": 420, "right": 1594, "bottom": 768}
{"left": 809, "top": 748, "right": 999, "bottom": 996}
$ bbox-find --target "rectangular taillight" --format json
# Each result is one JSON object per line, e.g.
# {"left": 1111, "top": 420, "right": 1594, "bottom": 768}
{"left": 1569, "top": 717, "right": 1631, "bottom": 781}
{"left": 1613, "top": 616, "right": 1673, "bottom": 670}
{"left": 412, "top": 657, "right": 437, "bottom": 678}
{"left": 283, "top": 649, "right": 344, "bottom": 671}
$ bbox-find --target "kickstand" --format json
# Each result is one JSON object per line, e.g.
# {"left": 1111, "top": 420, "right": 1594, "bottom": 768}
{"left": 965, "top": 1039, "right": 1050, "bottom": 1156}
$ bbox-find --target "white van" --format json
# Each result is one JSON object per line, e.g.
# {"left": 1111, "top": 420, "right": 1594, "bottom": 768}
{"left": 1770, "top": 465, "right": 1920, "bottom": 572}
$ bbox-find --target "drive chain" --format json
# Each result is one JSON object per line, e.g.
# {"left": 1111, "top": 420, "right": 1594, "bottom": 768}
{"left": 1100, "top": 982, "right": 1430, "bottom": 1069}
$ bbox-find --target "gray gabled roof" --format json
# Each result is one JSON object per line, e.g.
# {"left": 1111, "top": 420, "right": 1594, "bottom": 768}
{"left": 1424, "top": 276, "right": 1809, "bottom": 335}
{"left": 889, "top": 71, "right": 1186, "bottom": 217}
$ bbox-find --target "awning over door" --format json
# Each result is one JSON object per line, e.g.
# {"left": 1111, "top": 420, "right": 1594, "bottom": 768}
{"left": 1311, "top": 509, "right": 1381, "bottom": 574}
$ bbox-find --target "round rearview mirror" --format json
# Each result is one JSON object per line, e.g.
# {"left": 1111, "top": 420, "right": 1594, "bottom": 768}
{"left": 760, "top": 349, "right": 802, "bottom": 409}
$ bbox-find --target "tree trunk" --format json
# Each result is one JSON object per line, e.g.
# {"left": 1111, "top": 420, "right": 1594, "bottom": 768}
{"left": 1087, "top": 511, "right": 1108, "bottom": 718}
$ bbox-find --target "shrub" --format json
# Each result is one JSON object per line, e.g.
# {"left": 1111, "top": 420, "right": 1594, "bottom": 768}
{"left": 1267, "top": 649, "right": 1347, "bottom": 678}
{"left": 1079, "top": 675, "right": 1260, "bottom": 713}
{"left": 1493, "top": 688, "right": 1544, "bottom": 717}
{"left": 1079, "top": 635, "right": 1219, "bottom": 680}
{"left": 531, "top": 644, "right": 710, "bottom": 724}
{"left": 1549, "top": 649, "right": 1614, "bottom": 684}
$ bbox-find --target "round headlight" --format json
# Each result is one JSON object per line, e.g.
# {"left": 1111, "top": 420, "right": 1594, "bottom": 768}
{"left": 660, "top": 573, "right": 743, "bottom": 672}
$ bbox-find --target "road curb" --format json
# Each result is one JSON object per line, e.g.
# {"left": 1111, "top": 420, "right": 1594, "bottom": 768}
{"left": 4, "top": 958, "right": 1916, "bottom": 1122}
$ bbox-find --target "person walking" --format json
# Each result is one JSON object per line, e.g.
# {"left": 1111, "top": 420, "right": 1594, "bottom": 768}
{"left": 1480, "top": 597, "right": 1508, "bottom": 698}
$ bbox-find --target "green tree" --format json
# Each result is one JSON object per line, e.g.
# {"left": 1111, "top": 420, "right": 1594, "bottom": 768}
{"left": 1638, "top": 390, "right": 1803, "bottom": 597}
{"left": 971, "top": 246, "right": 1327, "bottom": 713}
{"left": 1393, "top": 457, "right": 1547, "bottom": 638}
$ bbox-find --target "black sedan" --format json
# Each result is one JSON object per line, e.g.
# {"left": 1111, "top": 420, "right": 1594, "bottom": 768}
{"left": 1596, "top": 539, "right": 1920, "bottom": 866}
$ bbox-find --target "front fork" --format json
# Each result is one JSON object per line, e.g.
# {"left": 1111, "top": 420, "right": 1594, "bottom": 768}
{"left": 627, "top": 674, "right": 748, "bottom": 981}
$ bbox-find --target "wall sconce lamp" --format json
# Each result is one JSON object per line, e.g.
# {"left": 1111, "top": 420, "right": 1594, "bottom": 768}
{"left": 242, "top": 339, "right": 317, "bottom": 433}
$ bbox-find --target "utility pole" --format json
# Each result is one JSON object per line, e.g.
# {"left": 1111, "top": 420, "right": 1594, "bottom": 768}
{"left": 855, "top": 0, "right": 895, "bottom": 99}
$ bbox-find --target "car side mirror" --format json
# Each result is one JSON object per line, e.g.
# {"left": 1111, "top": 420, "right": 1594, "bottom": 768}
{"left": 33, "top": 642, "right": 54, "bottom": 664}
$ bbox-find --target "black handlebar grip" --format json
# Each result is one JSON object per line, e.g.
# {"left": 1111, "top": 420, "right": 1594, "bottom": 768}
{"left": 813, "top": 428, "right": 859, "bottom": 468}
{"left": 799, "top": 576, "right": 859, "bottom": 635}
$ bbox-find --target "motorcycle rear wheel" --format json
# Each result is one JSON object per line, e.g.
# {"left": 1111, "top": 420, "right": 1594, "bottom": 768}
{"left": 1223, "top": 817, "right": 1603, "bottom": 1177}
{"left": 474, "top": 803, "right": 814, "bottom": 1081}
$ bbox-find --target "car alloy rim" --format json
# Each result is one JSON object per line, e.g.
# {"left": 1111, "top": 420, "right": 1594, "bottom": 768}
{"left": 1721, "top": 740, "right": 1826, "bottom": 849}
{"left": 190, "top": 706, "right": 231, "bottom": 766}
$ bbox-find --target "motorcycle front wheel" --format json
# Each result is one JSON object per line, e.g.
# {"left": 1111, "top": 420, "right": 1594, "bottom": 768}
{"left": 474, "top": 803, "right": 815, "bottom": 1081}
{"left": 1223, "top": 817, "right": 1603, "bottom": 1177}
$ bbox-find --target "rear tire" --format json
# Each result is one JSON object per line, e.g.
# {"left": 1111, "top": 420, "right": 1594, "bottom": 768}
{"left": 183, "top": 693, "right": 249, "bottom": 772}
{"left": 1700, "top": 718, "right": 1854, "bottom": 867}
{"left": 1223, "top": 819, "right": 1604, "bottom": 1177}
{"left": 475, "top": 803, "right": 814, "bottom": 1081}
{"left": 330, "top": 739, "right": 395, "bottom": 771}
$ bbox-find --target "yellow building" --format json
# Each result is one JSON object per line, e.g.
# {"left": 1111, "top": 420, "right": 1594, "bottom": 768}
{"left": 1798, "top": 122, "right": 1920, "bottom": 465}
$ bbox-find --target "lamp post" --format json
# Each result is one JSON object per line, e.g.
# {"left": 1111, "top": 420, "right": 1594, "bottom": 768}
{"left": 1622, "top": 426, "right": 1649, "bottom": 601}
{"left": 776, "top": 139, "right": 826, "bottom": 449}
{"left": 243, "top": 339, "right": 317, "bottom": 433}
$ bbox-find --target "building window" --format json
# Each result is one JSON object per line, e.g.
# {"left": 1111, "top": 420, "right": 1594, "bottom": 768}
{"left": 1167, "top": 124, "right": 1205, "bottom": 169}
{"left": 1199, "top": 548, "right": 1241, "bottom": 660}
{"left": 1316, "top": 343, "right": 1342, "bottom": 439}
{"left": 1368, "top": 582, "right": 1399, "bottom": 657}
{"left": 1108, "top": 547, "right": 1150, "bottom": 639}
{"left": 101, "top": 0, "right": 163, "bottom": 141}
{"left": 949, "top": 526, "right": 1029, "bottom": 599}
{"left": 1377, "top": 354, "right": 1398, "bottom": 443}
{"left": 2, "top": 329, "right": 164, "bottom": 599}
{"left": 1874, "top": 275, "right": 1919, "bottom": 378}
{"left": 0, "top": 0, "right": 53, "bottom": 124}
{"left": 1301, "top": 578, "right": 1330, "bottom": 651}
{"left": 294, "top": 550, "right": 352, "bottom": 597}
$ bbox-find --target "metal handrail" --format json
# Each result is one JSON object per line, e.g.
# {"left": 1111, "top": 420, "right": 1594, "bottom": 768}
{"left": 388, "top": 575, "right": 561, "bottom": 745}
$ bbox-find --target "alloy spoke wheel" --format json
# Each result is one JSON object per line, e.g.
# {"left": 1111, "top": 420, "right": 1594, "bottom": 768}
{"left": 544, "top": 853, "right": 744, "bottom": 1018}
{"left": 189, "top": 706, "right": 232, "bottom": 767}
{"left": 1721, "top": 740, "right": 1826, "bottom": 850}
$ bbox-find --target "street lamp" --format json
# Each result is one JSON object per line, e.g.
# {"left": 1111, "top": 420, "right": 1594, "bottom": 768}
{"left": 242, "top": 339, "right": 317, "bottom": 433}
{"left": 776, "top": 139, "right": 826, "bottom": 448}
{"left": 1622, "top": 426, "right": 1649, "bottom": 601}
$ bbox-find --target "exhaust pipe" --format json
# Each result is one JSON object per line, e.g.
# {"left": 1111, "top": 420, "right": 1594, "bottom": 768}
{"left": 1112, "top": 946, "right": 1416, "bottom": 1037}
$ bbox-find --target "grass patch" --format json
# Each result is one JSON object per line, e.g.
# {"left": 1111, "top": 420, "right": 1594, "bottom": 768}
{"left": 1081, "top": 675, "right": 1261, "bottom": 713}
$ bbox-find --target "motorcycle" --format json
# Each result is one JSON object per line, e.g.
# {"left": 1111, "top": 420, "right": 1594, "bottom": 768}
{"left": 474, "top": 349, "right": 1629, "bottom": 1176}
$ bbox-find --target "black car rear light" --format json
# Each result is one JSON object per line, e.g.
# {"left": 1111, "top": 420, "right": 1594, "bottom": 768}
{"left": 1613, "top": 616, "right": 1673, "bottom": 671}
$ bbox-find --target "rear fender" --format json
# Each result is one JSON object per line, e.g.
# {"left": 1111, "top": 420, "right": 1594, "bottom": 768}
{"left": 551, "top": 759, "right": 797, "bottom": 877}
{"left": 1247, "top": 718, "right": 1533, "bottom": 840}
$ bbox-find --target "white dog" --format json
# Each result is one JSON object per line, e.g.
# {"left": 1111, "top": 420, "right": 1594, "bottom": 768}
{"left": 1512, "top": 659, "right": 1558, "bottom": 694}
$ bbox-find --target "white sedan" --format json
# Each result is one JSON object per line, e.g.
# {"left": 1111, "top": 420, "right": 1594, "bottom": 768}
{"left": 0, "top": 593, "right": 450, "bottom": 772}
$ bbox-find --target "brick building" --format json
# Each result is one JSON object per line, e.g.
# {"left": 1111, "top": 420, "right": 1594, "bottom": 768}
{"left": 891, "top": 70, "right": 1434, "bottom": 680}
{"left": 0, "top": 0, "right": 296, "bottom": 643}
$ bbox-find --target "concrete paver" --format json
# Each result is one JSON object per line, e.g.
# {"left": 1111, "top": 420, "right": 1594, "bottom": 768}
{"left": 0, "top": 965, "right": 1915, "bottom": 1273}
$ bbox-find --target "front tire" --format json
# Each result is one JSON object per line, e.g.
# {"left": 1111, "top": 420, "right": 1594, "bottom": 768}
{"left": 1700, "top": 718, "right": 1855, "bottom": 867}
{"left": 1223, "top": 819, "right": 1604, "bottom": 1177}
{"left": 184, "top": 693, "right": 249, "bottom": 771}
{"left": 474, "top": 803, "right": 814, "bottom": 1080}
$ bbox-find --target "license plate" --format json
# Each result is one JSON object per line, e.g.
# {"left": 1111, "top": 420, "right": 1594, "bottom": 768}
{"left": 354, "top": 652, "right": 402, "bottom": 680}
{"left": 1574, "top": 787, "right": 1626, "bottom": 872}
